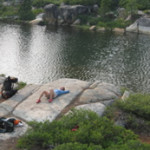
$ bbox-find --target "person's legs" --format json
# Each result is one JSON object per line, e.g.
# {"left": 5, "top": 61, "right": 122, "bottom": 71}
{"left": 48, "top": 89, "right": 55, "bottom": 102}
{"left": 36, "top": 91, "right": 50, "bottom": 103}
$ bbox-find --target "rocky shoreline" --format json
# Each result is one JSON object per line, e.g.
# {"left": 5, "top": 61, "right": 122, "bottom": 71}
{"left": 0, "top": 77, "right": 121, "bottom": 140}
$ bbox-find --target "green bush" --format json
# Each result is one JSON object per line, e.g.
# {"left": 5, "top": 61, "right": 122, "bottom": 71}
{"left": 0, "top": 6, "right": 18, "bottom": 18}
{"left": 32, "top": 0, "right": 61, "bottom": 8}
{"left": 106, "top": 140, "right": 150, "bottom": 150}
{"left": 78, "top": 15, "right": 100, "bottom": 25}
{"left": 116, "top": 93, "right": 150, "bottom": 120}
{"left": 17, "top": 109, "right": 139, "bottom": 150}
{"left": 17, "top": 81, "right": 26, "bottom": 90}
{"left": 61, "top": 0, "right": 101, "bottom": 5}
{"left": 32, "top": 8, "right": 44, "bottom": 16}
{"left": 54, "top": 142, "right": 103, "bottom": 150}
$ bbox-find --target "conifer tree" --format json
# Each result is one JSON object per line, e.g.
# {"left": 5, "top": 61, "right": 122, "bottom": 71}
{"left": 18, "top": 0, "right": 34, "bottom": 20}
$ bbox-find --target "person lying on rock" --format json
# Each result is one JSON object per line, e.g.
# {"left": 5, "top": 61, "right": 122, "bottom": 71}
{"left": 36, "top": 87, "right": 69, "bottom": 103}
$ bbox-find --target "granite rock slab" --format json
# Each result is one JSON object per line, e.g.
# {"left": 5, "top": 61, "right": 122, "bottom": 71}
{"left": 0, "top": 84, "right": 41, "bottom": 116}
{"left": 75, "top": 102, "right": 106, "bottom": 116}
{"left": 13, "top": 78, "right": 91, "bottom": 122}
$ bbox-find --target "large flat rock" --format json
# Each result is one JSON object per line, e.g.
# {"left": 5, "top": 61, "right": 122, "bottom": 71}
{"left": 79, "top": 82, "right": 120, "bottom": 103}
{"left": 0, "top": 84, "right": 41, "bottom": 116}
{"left": 13, "top": 78, "right": 90, "bottom": 122}
{"left": 75, "top": 102, "right": 106, "bottom": 116}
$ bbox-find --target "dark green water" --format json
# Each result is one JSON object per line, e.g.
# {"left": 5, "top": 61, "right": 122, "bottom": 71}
{"left": 0, "top": 22, "right": 150, "bottom": 93}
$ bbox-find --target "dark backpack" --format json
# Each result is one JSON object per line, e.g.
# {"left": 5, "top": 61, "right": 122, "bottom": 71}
{"left": 2, "top": 77, "right": 13, "bottom": 91}
{"left": 0, "top": 117, "right": 14, "bottom": 133}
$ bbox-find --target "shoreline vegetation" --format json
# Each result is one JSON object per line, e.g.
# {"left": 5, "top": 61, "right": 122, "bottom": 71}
{"left": 0, "top": 0, "right": 150, "bottom": 33}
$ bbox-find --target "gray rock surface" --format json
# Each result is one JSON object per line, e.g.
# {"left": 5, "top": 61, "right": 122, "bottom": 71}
{"left": 126, "top": 17, "right": 150, "bottom": 34}
{"left": 0, "top": 84, "right": 41, "bottom": 116}
{"left": 13, "top": 78, "right": 90, "bottom": 122}
{"left": 0, "top": 78, "right": 121, "bottom": 139}
{"left": 75, "top": 103, "right": 106, "bottom": 116}
{"left": 79, "top": 82, "right": 120, "bottom": 103}
{"left": 44, "top": 4, "right": 98, "bottom": 25}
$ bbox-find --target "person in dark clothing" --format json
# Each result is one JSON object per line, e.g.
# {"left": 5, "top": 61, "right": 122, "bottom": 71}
{"left": 1, "top": 76, "right": 18, "bottom": 99}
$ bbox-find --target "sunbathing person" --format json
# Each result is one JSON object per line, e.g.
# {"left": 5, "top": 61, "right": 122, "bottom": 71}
{"left": 36, "top": 87, "right": 69, "bottom": 103}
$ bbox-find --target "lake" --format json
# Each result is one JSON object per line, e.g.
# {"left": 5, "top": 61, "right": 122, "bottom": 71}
{"left": 0, "top": 22, "right": 150, "bottom": 93}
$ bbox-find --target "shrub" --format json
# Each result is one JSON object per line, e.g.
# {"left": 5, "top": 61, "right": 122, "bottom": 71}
{"left": 32, "top": 0, "right": 61, "bottom": 8}
{"left": 18, "top": 0, "right": 35, "bottom": 21}
{"left": 17, "top": 81, "right": 26, "bottom": 90}
{"left": 32, "top": 8, "right": 44, "bottom": 16}
{"left": 17, "top": 109, "right": 139, "bottom": 150}
{"left": 78, "top": 15, "right": 100, "bottom": 25}
{"left": 54, "top": 142, "right": 103, "bottom": 150}
{"left": 0, "top": 6, "right": 18, "bottom": 18}
{"left": 116, "top": 93, "right": 150, "bottom": 120}
{"left": 61, "top": 0, "right": 101, "bottom": 5}
{"left": 105, "top": 140, "right": 150, "bottom": 150}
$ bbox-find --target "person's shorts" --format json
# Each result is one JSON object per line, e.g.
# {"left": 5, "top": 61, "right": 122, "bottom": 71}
{"left": 46, "top": 91, "right": 57, "bottom": 99}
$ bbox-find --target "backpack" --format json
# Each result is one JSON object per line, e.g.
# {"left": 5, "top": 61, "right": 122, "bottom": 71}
{"left": 0, "top": 117, "right": 14, "bottom": 133}
{"left": 2, "top": 77, "right": 13, "bottom": 91}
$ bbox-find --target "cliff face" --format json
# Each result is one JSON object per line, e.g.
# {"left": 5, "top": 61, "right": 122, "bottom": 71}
{"left": 43, "top": 4, "right": 99, "bottom": 25}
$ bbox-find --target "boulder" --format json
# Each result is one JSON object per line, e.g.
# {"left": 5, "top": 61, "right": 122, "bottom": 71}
{"left": 117, "top": 8, "right": 127, "bottom": 19}
{"left": 78, "top": 82, "right": 120, "bottom": 104}
{"left": 113, "top": 28, "right": 125, "bottom": 33}
{"left": 74, "top": 103, "right": 106, "bottom": 116}
{"left": 44, "top": 4, "right": 58, "bottom": 25}
{"left": 29, "top": 18, "right": 43, "bottom": 25}
{"left": 126, "top": 17, "right": 150, "bottom": 34}
{"left": 72, "top": 19, "right": 81, "bottom": 25}
{"left": 89, "top": 25, "right": 96, "bottom": 31}
{"left": 44, "top": 4, "right": 89, "bottom": 25}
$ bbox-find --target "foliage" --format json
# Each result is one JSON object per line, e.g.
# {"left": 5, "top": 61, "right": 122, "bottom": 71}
{"left": 136, "top": 0, "right": 150, "bottom": 10}
{"left": 17, "top": 81, "right": 26, "bottom": 90}
{"left": 120, "top": 87, "right": 130, "bottom": 95}
{"left": 0, "top": 74, "right": 5, "bottom": 77}
{"left": 99, "top": 0, "right": 112, "bottom": 18}
{"left": 75, "top": 25, "right": 90, "bottom": 30}
{"left": 0, "top": 6, "right": 18, "bottom": 18}
{"left": 61, "top": 0, "right": 101, "bottom": 5}
{"left": 32, "top": 8, "right": 44, "bottom": 16}
{"left": 116, "top": 93, "right": 150, "bottom": 120}
{"left": 119, "top": 0, "right": 138, "bottom": 15}
{"left": 18, "top": 0, "right": 35, "bottom": 20}
{"left": 32, "top": 0, "right": 61, "bottom": 8}
{"left": 78, "top": 15, "right": 100, "bottom": 25}
{"left": 105, "top": 140, "right": 150, "bottom": 150}
{"left": 54, "top": 142, "right": 103, "bottom": 150}
{"left": 124, "top": 113, "right": 150, "bottom": 134}
{"left": 17, "top": 109, "right": 139, "bottom": 150}
{"left": 105, "top": 94, "right": 150, "bottom": 135}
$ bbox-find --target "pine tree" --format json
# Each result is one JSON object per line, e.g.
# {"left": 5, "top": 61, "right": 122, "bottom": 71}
{"left": 18, "top": 0, "right": 34, "bottom": 21}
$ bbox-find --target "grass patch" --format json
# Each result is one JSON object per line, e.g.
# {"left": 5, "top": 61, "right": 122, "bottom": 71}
{"left": 17, "top": 81, "right": 26, "bottom": 90}
{"left": 0, "top": 74, "right": 5, "bottom": 77}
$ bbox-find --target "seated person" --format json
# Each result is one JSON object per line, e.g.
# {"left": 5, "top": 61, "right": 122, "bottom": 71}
{"left": 36, "top": 87, "right": 69, "bottom": 103}
{"left": 1, "top": 76, "right": 18, "bottom": 99}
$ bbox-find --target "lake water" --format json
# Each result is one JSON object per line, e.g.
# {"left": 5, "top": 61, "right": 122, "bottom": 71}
{"left": 0, "top": 22, "right": 150, "bottom": 93}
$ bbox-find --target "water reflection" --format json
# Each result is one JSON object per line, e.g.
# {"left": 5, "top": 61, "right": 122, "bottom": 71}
{"left": 0, "top": 22, "right": 150, "bottom": 93}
